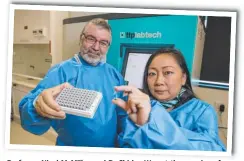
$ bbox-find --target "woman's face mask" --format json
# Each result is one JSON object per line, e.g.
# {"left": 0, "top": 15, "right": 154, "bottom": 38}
{"left": 147, "top": 54, "right": 186, "bottom": 102}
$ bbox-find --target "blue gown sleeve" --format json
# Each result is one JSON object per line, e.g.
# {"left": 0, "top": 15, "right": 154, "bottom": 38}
{"left": 118, "top": 101, "right": 226, "bottom": 151}
{"left": 116, "top": 77, "right": 127, "bottom": 135}
{"left": 18, "top": 64, "right": 66, "bottom": 135}
{"left": 114, "top": 74, "right": 129, "bottom": 147}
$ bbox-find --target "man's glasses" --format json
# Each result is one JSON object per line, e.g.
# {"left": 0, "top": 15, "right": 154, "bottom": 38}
{"left": 82, "top": 33, "right": 110, "bottom": 48}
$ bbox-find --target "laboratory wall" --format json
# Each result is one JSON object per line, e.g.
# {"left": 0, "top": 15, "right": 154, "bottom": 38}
{"left": 13, "top": 9, "right": 52, "bottom": 78}
{"left": 12, "top": 44, "right": 52, "bottom": 77}
{"left": 50, "top": 11, "right": 70, "bottom": 66}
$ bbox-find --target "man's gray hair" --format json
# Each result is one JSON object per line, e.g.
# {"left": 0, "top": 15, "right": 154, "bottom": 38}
{"left": 80, "top": 18, "right": 112, "bottom": 38}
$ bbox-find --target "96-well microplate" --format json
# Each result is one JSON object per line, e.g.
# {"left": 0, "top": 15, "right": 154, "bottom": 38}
{"left": 55, "top": 87, "right": 102, "bottom": 118}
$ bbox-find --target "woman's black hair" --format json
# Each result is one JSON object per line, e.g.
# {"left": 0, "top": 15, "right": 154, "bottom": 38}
{"left": 143, "top": 47, "right": 195, "bottom": 99}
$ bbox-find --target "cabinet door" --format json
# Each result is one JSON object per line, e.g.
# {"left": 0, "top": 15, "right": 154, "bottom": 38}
{"left": 14, "top": 10, "right": 50, "bottom": 44}
{"left": 14, "top": 10, "right": 29, "bottom": 43}
{"left": 12, "top": 84, "right": 32, "bottom": 118}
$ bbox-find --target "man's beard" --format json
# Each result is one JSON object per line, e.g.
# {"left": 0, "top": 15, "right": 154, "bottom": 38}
{"left": 80, "top": 48, "right": 105, "bottom": 66}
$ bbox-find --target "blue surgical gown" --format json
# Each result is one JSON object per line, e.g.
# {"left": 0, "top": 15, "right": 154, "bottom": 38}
{"left": 19, "top": 53, "right": 125, "bottom": 147}
{"left": 117, "top": 98, "right": 226, "bottom": 151}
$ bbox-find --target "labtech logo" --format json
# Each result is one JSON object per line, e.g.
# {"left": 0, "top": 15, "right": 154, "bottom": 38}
{"left": 120, "top": 32, "right": 162, "bottom": 39}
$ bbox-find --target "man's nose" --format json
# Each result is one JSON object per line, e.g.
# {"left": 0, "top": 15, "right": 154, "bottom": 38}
{"left": 92, "top": 41, "right": 100, "bottom": 51}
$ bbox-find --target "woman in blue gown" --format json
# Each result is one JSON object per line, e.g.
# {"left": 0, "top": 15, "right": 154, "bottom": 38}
{"left": 113, "top": 48, "right": 226, "bottom": 151}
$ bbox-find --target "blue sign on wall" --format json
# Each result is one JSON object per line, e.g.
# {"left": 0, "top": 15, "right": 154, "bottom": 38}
{"left": 107, "top": 15, "right": 199, "bottom": 75}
